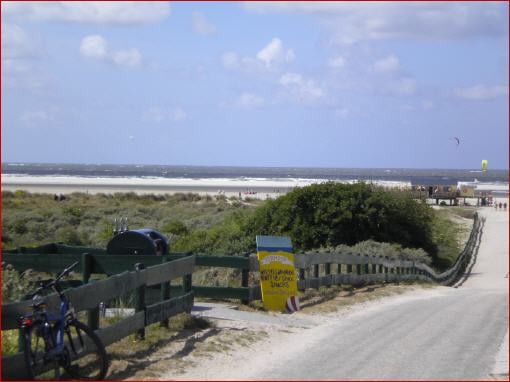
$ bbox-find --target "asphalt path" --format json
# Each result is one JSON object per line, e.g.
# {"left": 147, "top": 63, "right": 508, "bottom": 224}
{"left": 192, "top": 207, "right": 508, "bottom": 380}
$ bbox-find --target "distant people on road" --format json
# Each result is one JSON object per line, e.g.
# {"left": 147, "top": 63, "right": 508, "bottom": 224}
{"left": 504, "top": 202, "right": 507, "bottom": 211}
{"left": 499, "top": 202, "right": 503, "bottom": 209}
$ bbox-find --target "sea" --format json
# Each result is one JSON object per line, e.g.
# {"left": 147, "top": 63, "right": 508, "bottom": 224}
{"left": 3, "top": 162, "right": 508, "bottom": 187}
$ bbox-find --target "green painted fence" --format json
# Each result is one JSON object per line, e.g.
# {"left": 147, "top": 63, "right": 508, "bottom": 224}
{"left": 1, "top": 212, "right": 482, "bottom": 379}
{"left": 1, "top": 255, "right": 195, "bottom": 380}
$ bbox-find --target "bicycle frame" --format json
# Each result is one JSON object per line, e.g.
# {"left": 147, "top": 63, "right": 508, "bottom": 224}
{"left": 21, "top": 264, "right": 77, "bottom": 359}
{"left": 48, "top": 296, "right": 69, "bottom": 356}
{"left": 19, "top": 261, "right": 108, "bottom": 381}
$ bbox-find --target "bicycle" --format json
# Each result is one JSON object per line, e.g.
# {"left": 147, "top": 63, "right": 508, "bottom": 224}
{"left": 18, "top": 261, "right": 109, "bottom": 380}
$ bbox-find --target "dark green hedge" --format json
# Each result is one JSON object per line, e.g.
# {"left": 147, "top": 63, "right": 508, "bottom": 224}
{"left": 245, "top": 182, "right": 437, "bottom": 257}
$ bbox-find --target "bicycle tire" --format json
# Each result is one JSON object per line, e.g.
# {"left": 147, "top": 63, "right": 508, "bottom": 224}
{"left": 23, "top": 321, "right": 61, "bottom": 380}
{"left": 62, "top": 319, "right": 108, "bottom": 380}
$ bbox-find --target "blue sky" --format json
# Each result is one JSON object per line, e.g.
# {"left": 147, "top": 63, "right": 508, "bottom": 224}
{"left": 2, "top": 1, "right": 508, "bottom": 169}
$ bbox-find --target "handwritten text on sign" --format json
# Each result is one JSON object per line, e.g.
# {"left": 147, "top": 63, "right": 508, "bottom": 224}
{"left": 257, "top": 250, "right": 298, "bottom": 311}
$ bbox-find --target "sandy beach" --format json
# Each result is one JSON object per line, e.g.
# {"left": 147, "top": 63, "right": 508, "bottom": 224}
{"left": 1, "top": 174, "right": 306, "bottom": 199}
{"left": 1, "top": 174, "right": 414, "bottom": 200}
{"left": 3, "top": 174, "right": 507, "bottom": 204}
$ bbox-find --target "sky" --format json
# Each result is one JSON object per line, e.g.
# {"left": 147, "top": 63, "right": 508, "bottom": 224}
{"left": 1, "top": 1, "right": 508, "bottom": 170}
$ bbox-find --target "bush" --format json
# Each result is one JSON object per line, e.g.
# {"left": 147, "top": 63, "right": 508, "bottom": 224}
{"left": 163, "top": 220, "right": 189, "bottom": 237}
{"left": 56, "top": 227, "right": 83, "bottom": 245}
{"left": 2, "top": 263, "right": 32, "bottom": 303}
{"left": 245, "top": 182, "right": 437, "bottom": 257}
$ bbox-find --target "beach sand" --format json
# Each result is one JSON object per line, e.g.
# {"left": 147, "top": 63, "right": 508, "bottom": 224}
{"left": 2, "top": 174, "right": 507, "bottom": 202}
{"left": 1, "top": 175, "right": 311, "bottom": 200}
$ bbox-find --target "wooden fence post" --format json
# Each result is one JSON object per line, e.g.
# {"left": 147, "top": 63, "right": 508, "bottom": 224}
{"left": 183, "top": 268, "right": 193, "bottom": 313}
{"left": 160, "top": 257, "right": 170, "bottom": 328}
{"left": 241, "top": 268, "right": 249, "bottom": 305}
{"left": 82, "top": 253, "right": 99, "bottom": 331}
{"left": 135, "top": 262, "right": 146, "bottom": 340}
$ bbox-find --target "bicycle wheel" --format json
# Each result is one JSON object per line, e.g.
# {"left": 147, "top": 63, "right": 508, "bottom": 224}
{"left": 62, "top": 319, "right": 108, "bottom": 380}
{"left": 23, "top": 321, "right": 61, "bottom": 380}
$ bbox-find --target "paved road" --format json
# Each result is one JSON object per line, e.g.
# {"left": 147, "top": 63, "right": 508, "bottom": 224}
{"left": 195, "top": 207, "right": 508, "bottom": 380}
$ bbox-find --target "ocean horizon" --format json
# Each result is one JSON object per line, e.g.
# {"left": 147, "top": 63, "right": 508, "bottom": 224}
{"left": 2, "top": 162, "right": 508, "bottom": 186}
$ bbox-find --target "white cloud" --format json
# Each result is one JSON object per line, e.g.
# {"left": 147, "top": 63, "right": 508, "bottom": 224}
{"left": 221, "top": 52, "right": 240, "bottom": 70}
{"left": 111, "top": 48, "right": 142, "bottom": 67}
{"left": 388, "top": 77, "right": 416, "bottom": 96}
{"left": 221, "top": 38, "right": 294, "bottom": 73}
{"left": 171, "top": 108, "right": 187, "bottom": 122}
{"left": 80, "top": 35, "right": 142, "bottom": 68}
{"left": 19, "top": 110, "right": 53, "bottom": 127}
{"left": 256, "top": 38, "right": 295, "bottom": 67}
{"left": 143, "top": 107, "right": 165, "bottom": 123}
{"left": 235, "top": 93, "right": 265, "bottom": 109}
{"left": 279, "top": 72, "right": 324, "bottom": 102}
{"left": 79, "top": 35, "right": 108, "bottom": 59}
{"left": 279, "top": 72, "right": 302, "bottom": 86}
{"left": 1, "top": 23, "right": 49, "bottom": 91}
{"left": 454, "top": 85, "right": 508, "bottom": 100}
{"left": 142, "top": 107, "right": 187, "bottom": 123}
{"left": 372, "top": 54, "right": 400, "bottom": 73}
{"left": 243, "top": 2, "right": 506, "bottom": 44}
{"left": 3, "top": 2, "right": 171, "bottom": 25}
{"left": 2, "top": 23, "right": 40, "bottom": 59}
{"left": 328, "top": 56, "right": 345, "bottom": 69}
{"left": 192, "top": 12, "right": 216, "bottom": 36}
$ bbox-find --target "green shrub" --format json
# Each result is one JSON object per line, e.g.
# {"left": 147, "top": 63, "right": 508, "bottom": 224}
{"left": 56, "top": 227, "right": 83, "bottom": 245}
{"left": 162, "top": 220, "right": 189, "bottom": 237}
{"left": 2, "top": 263, "right": 32, "bottom": 303}
{"left": 245, "top": 182, "right": 436, "bottom": 256}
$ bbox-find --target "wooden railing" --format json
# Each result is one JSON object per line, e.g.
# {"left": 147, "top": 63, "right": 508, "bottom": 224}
{"left": 1, "top": 213, "right": 482, "bottom": 379}
{"left": 1, "top": 255, "right": 195, "bottom": 380}
{"left": 287, "top": 212, "right": 482, "bottom": 289}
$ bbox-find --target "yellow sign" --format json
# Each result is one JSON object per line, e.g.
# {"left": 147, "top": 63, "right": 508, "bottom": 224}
{"left": 257, "top": 250, "right": 298, "bottom": 312}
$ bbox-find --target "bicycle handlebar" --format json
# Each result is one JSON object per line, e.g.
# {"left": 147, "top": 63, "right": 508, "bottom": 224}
{"left": 55, "top": 261, "right": 79, "bottom": 282}
{"left": 26, "top": 261, "right": 80, "bottom": 299}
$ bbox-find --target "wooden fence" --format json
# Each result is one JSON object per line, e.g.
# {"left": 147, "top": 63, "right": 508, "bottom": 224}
{"left": 289, "top": 212, "right": 482, "bottom": 289}
{"left": 3, "top": 212, "right": 481, "bottom": 304}
{"left": 1, "top": 254, "right": 195, "bottom": 380}
{"left": 1, "top": 213, "right": 482, "bottom": 379}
